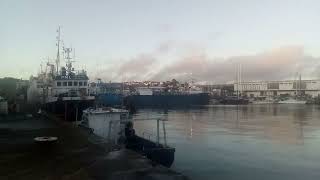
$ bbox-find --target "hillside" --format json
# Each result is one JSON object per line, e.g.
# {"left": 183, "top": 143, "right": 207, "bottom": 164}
{"left": 0, "top": 77, "right": 20, "bottom": 102}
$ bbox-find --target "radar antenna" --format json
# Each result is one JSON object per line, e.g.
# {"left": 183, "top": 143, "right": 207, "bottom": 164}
{"left": 63, "top": 47, "right": 74, "bottom": 77}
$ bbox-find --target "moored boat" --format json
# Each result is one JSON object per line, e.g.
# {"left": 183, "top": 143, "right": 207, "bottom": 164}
{"left": 124, "top": 93, "right": 210, "bottom": 108}
{"left": 278, "top": 98, "right": 306, "bottom": 104}
{"left": 28, "top": 27, "right": 95, "bottom": 121}
{"left": 80, "top": 107, "right": 176, "bottom": 167}
{"left": 219, "top": 96, "right": 249, "bottom": 105}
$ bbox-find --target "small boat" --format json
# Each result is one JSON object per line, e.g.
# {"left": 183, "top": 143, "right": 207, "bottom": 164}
{"left": 125, "top": 119, "right": 175, "bottom": 168}
{"left": 126, "top": 135, "right": 175, "bottom": 167}
{"left": 80, "top": 108, "right": 175, "bottom": 167}
{"left": 80, "top": 107, "right": 129, "bottom": 143}
{"left": 278, "top": 98, "right": 306, "bottom": 104}
{"left": 251, "top": 97, "right": 277, "bottom": 104}
{"left": 252, "top": 100, "right": 274, "bottom": 104}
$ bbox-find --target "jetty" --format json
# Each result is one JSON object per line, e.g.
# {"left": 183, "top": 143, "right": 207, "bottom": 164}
{"left": 0, "top": 113, "right": 187, "bottom": 180}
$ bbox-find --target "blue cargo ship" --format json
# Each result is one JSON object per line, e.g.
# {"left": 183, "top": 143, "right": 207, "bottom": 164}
{"left": 95, "top": 92, "right": 209, "bottom": 108}
{"left": 124, "top": 93, "right": 210, "bottom": 108}
{"left": 90, "top": 81, "right": 125, "bottom": 107}
{"left": 96, "top": 93, "right": 123, "bottom": 106}
{"left": 91, "top": 81, "right": 210, "bottom": 108}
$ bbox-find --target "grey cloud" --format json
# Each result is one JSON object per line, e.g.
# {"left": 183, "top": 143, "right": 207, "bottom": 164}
{"left": 93, "top": 54, "right": 157, "bottom": 81}
{"left": 151, "top": 46, "right": 320, "bottom": 83}
{"left": 92, "top": 45, "right": 320, "bottom": 83}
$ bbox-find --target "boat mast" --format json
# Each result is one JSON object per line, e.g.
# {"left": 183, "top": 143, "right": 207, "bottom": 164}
{"left": 56, "top": 26, "right": 61, "bottom": 74}
{"left": 299, "top": 73, "right": 302, "bottom": 97}
{"left": 236, "top": 64, "right": 241, "bottom": 99}
{"left": 239, "top": 64, "right": 241, "bottom": 98}
{"left": 295, "top": 72, "right": 298, "bottom": 99}
{"left": 236, "top": 65, "right": 238, "bottom": 99}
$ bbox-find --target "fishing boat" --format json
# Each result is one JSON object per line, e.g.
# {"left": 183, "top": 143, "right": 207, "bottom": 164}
{"left": 28, "top": 27, "right": 95, "bottom": 121}
{"left": 223, "top": 64, "right": 249, "bottom": 105}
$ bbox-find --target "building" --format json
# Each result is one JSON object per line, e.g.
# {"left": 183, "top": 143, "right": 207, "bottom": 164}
{"left": 89, "top": 81, "right": 124, "bottom": 95}
{"left": 201, "top": 84, "right": 234, "bottom": 96}
{"left": 234, "top": 80, "right": 320, "bottom": 98}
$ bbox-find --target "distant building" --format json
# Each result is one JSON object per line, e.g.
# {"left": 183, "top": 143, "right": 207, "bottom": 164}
{"left": 89, "top": 81, "right": 124, "bottom": 95}
{"left": 200, "top": 84, "right": 234, "bottom": 96}
{"left": 234, "top": 80, "right": 320, "bottom": 97}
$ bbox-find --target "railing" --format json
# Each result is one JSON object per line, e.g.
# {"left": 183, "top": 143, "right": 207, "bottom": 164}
{"left": 131, "top": 118, "right": 168, "bottom": 146}
{"left": 142, "top": 130, "right": 153, "bottom": 140}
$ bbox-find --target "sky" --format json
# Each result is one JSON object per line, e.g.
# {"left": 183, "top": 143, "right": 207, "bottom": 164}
{"left": 1, "top": 0, "right": 320, "bottom": 83}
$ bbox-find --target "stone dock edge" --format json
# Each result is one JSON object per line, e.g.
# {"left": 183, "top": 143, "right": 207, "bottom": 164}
{"left": 0, "top": 113, "right": 189, "bottom": 180}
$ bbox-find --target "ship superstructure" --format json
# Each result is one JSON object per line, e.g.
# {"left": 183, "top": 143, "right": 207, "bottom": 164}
{"left": 45, "top": 46, "right": 93, "bottom": 103}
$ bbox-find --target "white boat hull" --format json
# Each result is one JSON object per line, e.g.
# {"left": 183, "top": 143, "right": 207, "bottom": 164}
{"left": 252, "top": 101, "right": 275, "bottom": 104}
{"left": 278, "top": 99, "right": 306, "bottom": 104}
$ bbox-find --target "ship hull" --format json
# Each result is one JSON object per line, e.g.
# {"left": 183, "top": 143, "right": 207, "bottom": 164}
{"left": 44, "top": 100, "right": 94, "bottom": 121}
{"left": 219, "top": 97, "right": 249, "bottom": 105}
{"left": 278, "top": 100, "right": 306, "bottom": 104}
{"left": 124, "top": 93, "right": 210, "bottom": 108}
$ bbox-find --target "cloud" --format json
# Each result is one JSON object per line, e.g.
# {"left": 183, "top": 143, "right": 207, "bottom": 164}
{"left": 117, "top": 54, "right": 156, "bottom": 74}
{"left": 91, "top": 54, "right": 157, "bottom": 81}
{"left": 90, "top": 41, "right": 174, "bottom": 81}
{"left": 151, "top": 45, "right": 320, "bottom": 83}
{"left": 91, "top": 44, "right": 320, "bottom": 83}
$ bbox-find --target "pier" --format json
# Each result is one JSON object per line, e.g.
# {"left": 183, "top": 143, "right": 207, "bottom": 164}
{"left": 0, "top": 114, "right": 188, "bottom": 180}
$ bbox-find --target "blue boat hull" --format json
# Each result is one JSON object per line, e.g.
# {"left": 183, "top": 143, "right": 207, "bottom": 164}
{"left": 124, "top": 93, "right": 210, "bottom": 108}
{"left": 220, "top": 97, "right": 249, "bottom": 105}
{"left": 96, "top": 94, "right": 123, "bottom": 106}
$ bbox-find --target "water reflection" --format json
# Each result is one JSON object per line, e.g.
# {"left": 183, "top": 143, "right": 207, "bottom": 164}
{"left": 132, "top": 105, "right": 320, "bottom": 180}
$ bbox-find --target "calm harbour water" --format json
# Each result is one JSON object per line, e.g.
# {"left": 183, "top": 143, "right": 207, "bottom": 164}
{"left": 132, "top": 105, "right": 320, "bottom": 180}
